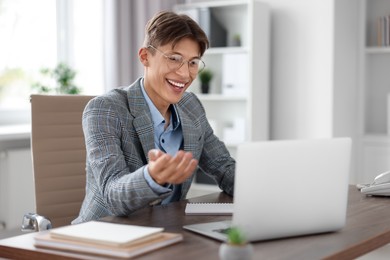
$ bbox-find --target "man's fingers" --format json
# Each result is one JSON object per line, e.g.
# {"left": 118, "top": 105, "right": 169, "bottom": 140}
{"left": 170, "top": 158, "right": 198, "bottom": 184}
{"left": 166, "top": 153, "right": 198, "bottom": 184}
{"left": 148, "top": 149, "right": 161, "bottom": 161}
{"left": 184, "top": 158, "right": 198, "bottom": 175}
{"left": 148, "top": 150, "right": 198, "bottom": 185}
{"left": 148, "top": 153, "right": 172, "bottom": 184}
{"left": 175, "top": 152, "right": 194, "bottom": 173}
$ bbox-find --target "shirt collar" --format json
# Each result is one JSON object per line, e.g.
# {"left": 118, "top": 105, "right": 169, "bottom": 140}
{"left": 140, "top": 78, "right": 180, "bottom": 130}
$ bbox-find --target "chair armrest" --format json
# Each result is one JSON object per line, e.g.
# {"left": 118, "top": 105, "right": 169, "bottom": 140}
{"left": 21, "top": 213, "right": 52, "bottom": 232}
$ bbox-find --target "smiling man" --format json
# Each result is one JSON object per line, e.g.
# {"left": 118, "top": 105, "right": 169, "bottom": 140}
{"left": 72, "top": 11, "right": 235, "bottom": 224}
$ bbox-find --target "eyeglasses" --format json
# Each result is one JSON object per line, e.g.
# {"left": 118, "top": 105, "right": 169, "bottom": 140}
{"left": 148, "top": 45, "right": 206, "bottom": 74}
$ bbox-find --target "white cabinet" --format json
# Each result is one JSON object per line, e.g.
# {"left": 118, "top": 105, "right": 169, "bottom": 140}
{"left": 0, "top": 126, "right": 34, "bottom": 238}
{"left": 175, "top": 0, "right": 270, "bottom": 153}
{"left": 0, "top": 148, "right": 34, "bottom": 237}
{"left": 358, "top": 0, "right": 390, "bottom": 183}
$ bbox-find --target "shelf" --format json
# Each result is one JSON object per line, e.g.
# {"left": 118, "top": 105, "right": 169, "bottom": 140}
{"left": 366, "top": 47, "right": 390, "bottom": 54}
{"left": 363, "top": 134, "right": 390, "bottom": 143}
{"left": 224, "top": 142, "right": 241, "bottom": 148}
{"left": 357, "top": 0, "right": 390, "bottom": 184}
{"left": 196, "top": 94, "right": 247, "bottom": 101}
{"left": 175, "top": 0, "right": 247, "bottom": 9}
{"left": 205, "top": 46, "right": 248, "bottom": 55}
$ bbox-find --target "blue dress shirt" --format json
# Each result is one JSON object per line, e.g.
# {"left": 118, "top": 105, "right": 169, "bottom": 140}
{"left": 140, "top": 79, "right": 183, "bottom": 204}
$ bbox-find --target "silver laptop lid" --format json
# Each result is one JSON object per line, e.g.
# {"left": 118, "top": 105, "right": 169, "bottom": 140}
{"left": 232, "top": 138, "right": 351, "bottom": 242}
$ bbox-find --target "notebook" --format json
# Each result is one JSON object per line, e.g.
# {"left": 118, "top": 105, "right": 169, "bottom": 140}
{"left": 185, "top": 203, "right": 233, "bottom": 215}
{"left": 183, "top": 137, "right": 352, "bottom": 242}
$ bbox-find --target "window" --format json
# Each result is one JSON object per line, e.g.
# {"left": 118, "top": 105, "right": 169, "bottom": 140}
{"left": 0, "top": 0, "right": 104, "bottom": 125}
{"left": 0, "top": 0, "right": 57, "bottom": 116}
{"left": 69, "top": 0, "right": 104, "bottom": 96}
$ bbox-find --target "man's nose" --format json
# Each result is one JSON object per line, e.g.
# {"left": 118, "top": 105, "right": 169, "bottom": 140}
{"left": 176, "top": 61, "right": 191, "bottom": 76}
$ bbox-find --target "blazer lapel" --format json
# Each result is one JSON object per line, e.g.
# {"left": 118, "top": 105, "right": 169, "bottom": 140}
{"left": 127, "top": 79, "right": 155, "bottom": 162}
{"left": 177, "top": 105, "right": 203, "bottom": 158}
{"left": 176, "top": 103, "right": 203, "bottom": 196}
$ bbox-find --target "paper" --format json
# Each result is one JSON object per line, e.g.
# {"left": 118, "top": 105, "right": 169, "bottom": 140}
{"left": 185, "top": 203, "right": 234, "bottom": 215}
{"left": 49, "top": 221, "right": 164, "bottom": 247}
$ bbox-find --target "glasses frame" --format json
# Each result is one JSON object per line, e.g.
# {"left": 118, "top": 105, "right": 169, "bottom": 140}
{"left": 148, "top": 45, "right": 206, "bottom": 74}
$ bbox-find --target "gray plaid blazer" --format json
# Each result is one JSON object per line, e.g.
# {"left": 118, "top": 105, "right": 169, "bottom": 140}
{"left": 72, "top": 78, "right": 235, "bottom": 224}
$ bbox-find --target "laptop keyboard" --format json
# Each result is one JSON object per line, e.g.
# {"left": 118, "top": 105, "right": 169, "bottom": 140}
{"left": 213, "top": 227, "right": 231, "bottom": 235}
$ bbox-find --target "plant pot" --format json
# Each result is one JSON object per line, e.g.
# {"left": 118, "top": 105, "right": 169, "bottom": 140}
{"left": 201, "top": 83, "right": 210, "bottom": 94}
{"left": 232, "top": 37, "right": 241, "bottom": 47}
{"left": 219, "top": 242, "right": 254, "bottom": 260}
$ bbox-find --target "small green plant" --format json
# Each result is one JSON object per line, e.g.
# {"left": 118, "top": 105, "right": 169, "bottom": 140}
{"left": 232, "top": 34, "right": 241, "bottom": 46}
{"left": 227, "top": 227, "right": 246, "bottom": 245}
{"left": 198, "top": 69, "right": 213, "bottom": 85}
{"left": 32, "top": 62, "right": 82, "bottom": 94}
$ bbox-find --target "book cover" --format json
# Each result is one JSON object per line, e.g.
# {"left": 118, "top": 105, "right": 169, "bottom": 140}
{"left": 34, "top": 231, "right": 183, "bottom": 259}
{"left": 222, "top": 53, "right": 248, "bottom": 96}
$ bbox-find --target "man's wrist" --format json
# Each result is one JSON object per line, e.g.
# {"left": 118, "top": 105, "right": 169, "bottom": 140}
{"left": 143, "top": 165, "right": 171, "bottom": 193}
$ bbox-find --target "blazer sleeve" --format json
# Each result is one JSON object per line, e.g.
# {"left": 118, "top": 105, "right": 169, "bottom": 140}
{"left": 198, "top": 116, "right": 235, "bottom": 196}
{"left": 82, "top": 95, "right": 170, "bottom": 217}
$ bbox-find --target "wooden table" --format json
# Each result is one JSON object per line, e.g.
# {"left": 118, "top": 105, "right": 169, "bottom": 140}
{"left": 1, "top": 186, "right": 390, "bottom": 259}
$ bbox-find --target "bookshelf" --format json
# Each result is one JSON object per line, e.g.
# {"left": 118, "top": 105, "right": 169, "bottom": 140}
{"left": 174, "top": 0, "right": 270, "bottom": 184}
{"left": 358, "top": 0, "right": 390, "bottom": 183}
{"left": 175, "top": 0, "right": 270, "bottom": 151}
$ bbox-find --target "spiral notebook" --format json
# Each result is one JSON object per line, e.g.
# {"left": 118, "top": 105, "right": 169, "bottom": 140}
{"left": 185, "top": 203, "right": 233, "bottom": 215}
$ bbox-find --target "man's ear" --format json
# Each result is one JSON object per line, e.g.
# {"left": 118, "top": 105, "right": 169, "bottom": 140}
{"left": 139, "top": 48, "right": 149, "bottom": 66}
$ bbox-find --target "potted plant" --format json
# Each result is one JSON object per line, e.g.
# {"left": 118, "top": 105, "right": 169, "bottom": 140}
{"left": 219, "top": 227, "right": 254, "bottom": 260}
{"left": 198, "top": 69, "right": 213, "bottom": 94}
{"left": 232, "top": 34, "right": 241, "bottom": 46}
{"left": 32, "top": 62, "right": 82, "bottom": 94}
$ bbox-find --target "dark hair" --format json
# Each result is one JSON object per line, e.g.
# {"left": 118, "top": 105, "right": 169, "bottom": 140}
{"left": 144, "top": 10, "right": 209, "bottom": 56}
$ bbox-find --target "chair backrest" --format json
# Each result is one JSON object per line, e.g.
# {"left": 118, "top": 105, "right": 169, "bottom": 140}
{"left": 30, "top": 94, "right": 95, "bottom": 228}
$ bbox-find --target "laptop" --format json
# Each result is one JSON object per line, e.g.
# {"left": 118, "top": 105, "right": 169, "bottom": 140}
{"left": 183, "top": 137, "right": 352, "bottom": 242}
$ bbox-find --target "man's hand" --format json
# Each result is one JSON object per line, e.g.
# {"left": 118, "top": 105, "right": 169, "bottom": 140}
{"left": 148, "top": 149, "right": 198, "bottom": 185}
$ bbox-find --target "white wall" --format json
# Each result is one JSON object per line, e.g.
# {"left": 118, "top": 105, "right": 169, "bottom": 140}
{"left": 333, "top": 0, "right": 359, "bottom": 139}
{"left": 269, "top": 0, "right": 333, "bottom": 139}
{"left": 266, "top": 0, "right": 358, "bottom": 142}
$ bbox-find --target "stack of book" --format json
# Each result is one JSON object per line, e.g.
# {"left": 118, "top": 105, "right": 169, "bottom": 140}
{"left": 34, "top": 221, "right": 183, "bottom": 259}
{"left": 377, "top": 15, "right": 390, "bottom": 46}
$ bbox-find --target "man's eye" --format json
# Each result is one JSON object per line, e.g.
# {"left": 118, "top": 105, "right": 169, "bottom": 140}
{"left": 168, "top": 55, "right": 182, "bottom": 63}
{"left": 189, "top": 60, "right": 200, "bottom": 67}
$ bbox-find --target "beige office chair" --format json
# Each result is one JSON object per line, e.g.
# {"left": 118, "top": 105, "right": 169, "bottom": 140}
{"left": 23, "top": 94, "right": 95, "bottom": 230}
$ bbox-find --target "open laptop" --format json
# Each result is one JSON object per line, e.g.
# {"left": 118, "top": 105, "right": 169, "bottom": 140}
{"left": 183, "top": 137, "right": 352, "bottom": 242}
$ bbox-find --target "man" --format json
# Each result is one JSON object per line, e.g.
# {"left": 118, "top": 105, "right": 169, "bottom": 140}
{"left": 73, "top": 11, "right": 235, "bottom": 224}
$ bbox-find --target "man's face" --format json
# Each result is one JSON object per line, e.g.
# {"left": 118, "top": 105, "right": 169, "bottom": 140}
{"left": 142, "top": 38, "right": 200, "bottom": 112}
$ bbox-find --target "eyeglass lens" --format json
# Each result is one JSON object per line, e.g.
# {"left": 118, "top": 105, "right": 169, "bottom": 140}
{"left": 166, "top": 55, "right": 205, "bottom": 74}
